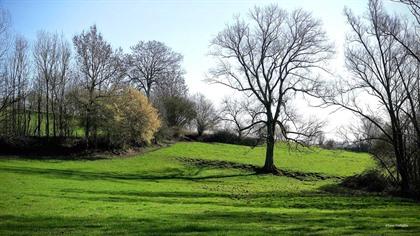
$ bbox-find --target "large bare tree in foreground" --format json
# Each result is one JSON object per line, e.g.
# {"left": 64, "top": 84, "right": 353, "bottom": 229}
{"left": 209, "top": 5, "right": 333, "bottom": 172}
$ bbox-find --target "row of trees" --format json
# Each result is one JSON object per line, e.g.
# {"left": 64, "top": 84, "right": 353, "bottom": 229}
{"left": 0, "top": 9, "right": 226, "bottom": 147}
{"left": 0, "top": 8, "right": 221, "bottom": 146}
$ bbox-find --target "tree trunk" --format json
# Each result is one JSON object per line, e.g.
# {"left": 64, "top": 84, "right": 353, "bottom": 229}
{"left": 263, "top": 120, "right": 277, "bottom": 173}
{"left": 59, "top": 104, "right": 63, "bottom": 137}
{"left": 400, "top": 168, "right": 410, "bottom": 195}
{"left": 85, "top": 88, "right": 94, "bottom": 146}
{"left": 85, "top": 109, "right": 90, "bottom": 140}
{"left": 45, "top": 81, "right": 49, "bottom": 137}
{"left": 394, "top": 129, "right": 411, "bottom": 196}
{"left": 37, "top": 92, "right": 42, "bottom": 136}
{"left": 197, "top": 126, "right": 204, "bottom": 136}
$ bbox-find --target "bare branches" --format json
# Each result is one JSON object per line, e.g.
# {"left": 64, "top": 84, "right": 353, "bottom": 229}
{"left": 219, "top": 96, "right": 265, "bottom": 137}
{"left": 73, "top": 25, "right": 125, "bottom": 139}
{"left": 322, "top": 0, "right": 420, "bottom": 194}
{"left": 0, "top": 7, "right": 12, "bottom": 116}
{"left": 396, "top": 0, "right": 420, "bottom": 24}
{"left": 126, "top": 41, "right": 184, "bottom": 98}
{"left": 193, "top": 93, "right": 219, "bottom": 136}
{"left": 210, "top": 4, "right": 333, "bottom": 171}
{"left": 0, "top": 7, "right": 10, "bottom": 62}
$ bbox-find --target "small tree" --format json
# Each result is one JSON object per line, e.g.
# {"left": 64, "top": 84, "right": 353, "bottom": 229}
{"left": 158, "top": 95, "right": 196, "bottom": 129}
{"left": 193, "top": 93, "right": 219, "bottom": 136}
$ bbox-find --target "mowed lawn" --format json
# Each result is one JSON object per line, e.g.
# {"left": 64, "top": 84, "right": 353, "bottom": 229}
{"left": 0, "top": 142, "right": 419, "bottom": 235}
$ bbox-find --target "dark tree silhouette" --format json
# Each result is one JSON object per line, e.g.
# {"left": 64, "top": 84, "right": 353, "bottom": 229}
{"left": 209, "top": 5, "right": 333, "bottom": 172}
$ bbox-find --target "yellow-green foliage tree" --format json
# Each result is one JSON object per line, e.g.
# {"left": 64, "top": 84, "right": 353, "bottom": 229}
{"left": 104, "top": 87, "right": 161, "bottom": 146}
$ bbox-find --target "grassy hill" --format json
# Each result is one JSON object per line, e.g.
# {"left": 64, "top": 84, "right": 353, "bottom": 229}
{"left": 0, "top": 142, "right": 419, "bottom": 235}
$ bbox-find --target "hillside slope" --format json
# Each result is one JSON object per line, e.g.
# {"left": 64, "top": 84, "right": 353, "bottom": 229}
{"left": 0, "top": 142, "right": 419, "bottom": 235}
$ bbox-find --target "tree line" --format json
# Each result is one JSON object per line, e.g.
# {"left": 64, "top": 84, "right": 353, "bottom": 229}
{"left": 0, "top": 16, "right": 219, "bottom": 147}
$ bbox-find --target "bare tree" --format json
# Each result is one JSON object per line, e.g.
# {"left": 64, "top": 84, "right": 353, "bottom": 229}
{"left": 209, "top": 5, "right": 333, "bottom": 172}
{"left": 8, "top": 36, "right": 30, "bottom": 136}
{"left": 126, "top": 40, "right": 184, "bottom": 98}
{"left": 0, "top": 7, "right": 12, "bottom": 117}
{"left": 220, "top": 97, "right": 246, "bottom": 138}
{"left": 220, "top": 97, "right": 263, "bottom": 138}
{"left": 321, "top": 0, "right": 419, "bottom": 195}
{"left": 33, "top": 31, "right": 60, "bottom": 137}
{"left": 73, "top": 25, "right": 125, "bottom": 141}
{"left": 0, "top": 6, "right": 9, "bottom": 62}
{"left": 193, "top": 93, "right": 219, "bottom": 136}
{"left": 54, "top": 35, "right": 71, "bottom": 136}
{"left": 152, "top": 69, "right": 188, "bottom": 99}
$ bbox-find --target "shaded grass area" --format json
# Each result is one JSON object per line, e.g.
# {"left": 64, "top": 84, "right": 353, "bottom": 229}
{"left": 0, "top": 142, "right": 419, "bottom": 235}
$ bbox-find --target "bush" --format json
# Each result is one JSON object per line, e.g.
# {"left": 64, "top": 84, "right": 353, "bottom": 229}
{"left": 340, "top": 169, "right": 388, "bottom": 192}
{"left": 0, "top": 136, "right": 87, "bottom": 156}
{"left": 152, "top": 95, "right": 196, "bottom": 142}
{"left": 103, "top": 88, "right": 161, "bottom": 147}
{"left": 158, "top": 95, "right": 196, "bottom": 128}
{"left": 186, "top": 130, "right": 263, "bottom": 147}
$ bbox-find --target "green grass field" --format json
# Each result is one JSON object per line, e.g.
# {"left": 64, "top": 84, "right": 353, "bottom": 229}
{"left": 1, "top": 142, "right": 419, "bottom": 235}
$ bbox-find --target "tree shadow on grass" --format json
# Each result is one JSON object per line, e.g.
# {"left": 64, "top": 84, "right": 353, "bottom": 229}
{"left": 178, "top": 157, "right": 342, "bottom": 181}
{"left": 50, "top": 187, "right": 417, "bottom": 211}
{"left": 0, "top": 165, "right": 257, "bottom": 183}
{"left": 2, "top": 161, "right": 420, "bottom": 234}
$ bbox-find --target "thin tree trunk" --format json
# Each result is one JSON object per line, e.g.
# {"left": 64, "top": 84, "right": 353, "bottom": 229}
{"left": 52, "top": 99, "right": 56, "bottom": 137}
{"left": 45, "top": 81, "right": 49, "bottom": 137}
{"left": 25, "top": 105, "right": 31, "bottom": 136}
{"left": 85, "top": 109, "right": 90, "bottom": 139}
{"left": 11, "top": 76, "right": 16, "bottom": 136}
{"left": 17, "top": 77, "right": 21, "bottom": 136}
{"left": 59, "top": 104, "right": 63, "bottom": 137}
{"left": 37, "top": 92, "right": 42, "bottom": 137}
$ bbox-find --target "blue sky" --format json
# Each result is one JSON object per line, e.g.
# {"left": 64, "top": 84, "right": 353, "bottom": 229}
{"left": 1, "top": 0, "right": 407, "bottom": 138}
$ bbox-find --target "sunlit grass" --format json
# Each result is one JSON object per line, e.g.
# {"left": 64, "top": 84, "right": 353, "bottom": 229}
{"left": 0, "top": 142, "right": 418, "bottom": 235}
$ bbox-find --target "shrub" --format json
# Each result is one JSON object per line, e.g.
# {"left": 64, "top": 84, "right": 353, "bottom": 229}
{"left": 158, "top": 95, "right": 196, "bottom": 128}
{"left": 152, "top": 95, "right": 196, "bottom": 141}
{"left": 104, "top": 88, "right": 161, "bottom": 147}
{"left": 186, "top": 130, "right": 263, "bottom": 147}
{"left": 340, "top": 169, "right": 388, "bottom": 192}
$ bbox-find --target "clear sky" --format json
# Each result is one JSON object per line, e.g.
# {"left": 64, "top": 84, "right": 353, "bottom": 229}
{"left": 1, "top": 0, "right": 407, "bottom": 139}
